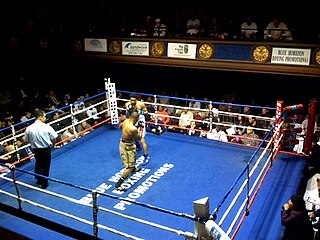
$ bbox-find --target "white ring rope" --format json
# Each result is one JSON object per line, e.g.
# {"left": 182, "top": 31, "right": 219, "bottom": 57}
{"left": 0, "top": 174, "right": 196, "bottom": 239}
{"left": 217, "top": 136, "right": 273, "bottom": 226}
{"left": 98, "top": 205, "right": 196, "bottom": 239}
{"left": 219, "top": 122, "right": 283, "bottom": 227}
{"left": 224, "top": 130, "right": 284, "bottom": 235}
{"left": 0, "top": 188, "right": 142, "bottom": 240}
{"left": 117, "top": 97, "right": 274, "bottom": 122}
{"left": 226, "top": 132, "right": 284, "bottom": 236}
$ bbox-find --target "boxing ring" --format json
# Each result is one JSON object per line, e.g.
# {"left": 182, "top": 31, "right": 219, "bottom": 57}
{"left": 0, "top": 79, "right": 315, "bottom": 240}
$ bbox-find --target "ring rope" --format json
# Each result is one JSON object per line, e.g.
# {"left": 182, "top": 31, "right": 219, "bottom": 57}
{"left": 3, "top": 162, "right": 199, "bottom": 224}
{"left": 211, "top": 113, "right": 284, "bottom": 220}
{"left": 118, "top": 97, "right": 275, "bottom": 126}
{"left": 211, "top": 111, "right": 285, "bottom": 238}
{"left": 212, "top": 114, "right": 284, "bottom": 225}
{"left": 117, "top": 90, "right": 276, "bottom": 111}
{"left": 224, "top": 129, "right": 280, "bottom": 234}
{"left": 230, "top": 131, "right": 285, "bottom": 239}
{"left": 97, "top": 204, "right": 196, "bottom": 239}
{"left": 1, "top": 164, "right": 201, "bottom": 236}
{"left": 0, "top": 171, "right": 197, "bottom": 239}
{"left": 218, "top": 130, "right": 276, "bottom": 227}
{"left": 0, "top": 188, "right": 142, "bottom": 240}
{"left": 118, "top": 105, "right": 271, "bottom": 134}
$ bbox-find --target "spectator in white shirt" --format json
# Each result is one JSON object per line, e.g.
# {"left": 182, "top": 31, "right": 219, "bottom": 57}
{"left": 86, "top": 102, "right": 101, "bottom": 125}
{"left": 176, "top": 107, "right": 194, "bottom": 134}
{"left": 186, "top": 13, "right": 200, "bottom": 37}
{"left": 153, "top": 18, "right": 167, "bottom": 37}
{"left": 264, "top": 17, "right": 292, "bottom": 41}
{"left": 241, "top": 16, "right": 258, "bottom": 39}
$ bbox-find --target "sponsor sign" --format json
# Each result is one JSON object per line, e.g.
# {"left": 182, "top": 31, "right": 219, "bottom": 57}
{"left": 122, "top": 41, "right": 149, "bottom": 56}
{"left": 271, "top": 47, "right": 311, "bottom": 65}
{"left": 84, "top": 38, "right": 107, "bottom": 52}
{"left": 167, "top": 43, "right": 197, "bottom": 59}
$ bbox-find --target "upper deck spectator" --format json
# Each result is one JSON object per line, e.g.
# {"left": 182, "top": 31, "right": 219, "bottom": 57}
{"left": 240, "top": 16, "right": 258, "bottom": 40}
{"left": 186, "top": 13, "right": 200, "bottom": 37}
{"left": 264, "top": 17, "right": 293, "bottom": 41}
{"left": 153, "top": 18, "right": 167, "bottom": 37}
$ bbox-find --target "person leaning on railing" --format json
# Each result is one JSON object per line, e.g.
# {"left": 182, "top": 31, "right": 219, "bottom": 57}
{"left": 264, "top": 17, "right": 293, "bottom": 41}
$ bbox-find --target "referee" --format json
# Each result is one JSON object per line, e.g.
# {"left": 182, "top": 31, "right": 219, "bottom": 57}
{"left": 24, "top": 110, "right": 58, "bottom": 189}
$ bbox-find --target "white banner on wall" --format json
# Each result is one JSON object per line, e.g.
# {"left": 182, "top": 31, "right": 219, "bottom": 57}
{"left": 122, "top": 42, "right": 149, "bottom": 56}
{"left": 271, "top": 47, "right": 311, "bottom": 65}
{"left": 84, "top": 38, "right": 107, "bottom": 52}
{"left": 167, "top": 43, "right": 197, "bottom": 59}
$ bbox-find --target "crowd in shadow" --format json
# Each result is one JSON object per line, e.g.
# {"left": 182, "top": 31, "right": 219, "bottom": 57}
{"left": 1, "top": 0, "right": 318, "bottom": 52}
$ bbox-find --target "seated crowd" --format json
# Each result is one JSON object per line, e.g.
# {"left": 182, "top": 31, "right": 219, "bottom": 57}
{"left": 2, "top": 1, "right": 318, "bottom": 53}
{"left": 122, "top": 92, "right": 319, "bottom": 154}
{"left": 1, "top": 88, "right": 319, "bottom": 170}
{"left": 0, "top": 88, "right": 108, "bottom": 168}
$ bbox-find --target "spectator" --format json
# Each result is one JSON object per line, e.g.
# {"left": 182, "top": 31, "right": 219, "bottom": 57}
{"left": 199, "top": 15, "right": 210, "bottom": 38}
{"left": 155, "top": 106, "right": 170, "bottom": 125}
{"left": 187, "top": 121, "right": 201, "bottom": 137}
{"left": 304, "top": 136, "right": 320, "bottom": 176}
{"left": 60, "top": 127, "right": 77, "bottom": 144}
{"left": 177, "top": 107, "right": 194, "bottom": 134}
{"left": 0, "top": 139, "right": 29, "bottom": 166}
{"left": 201, "top": 103, "right": 219, "bottom": 133}
{"left": 240, "top": 16, "right": 258, "bottom": 40}
{"left": 146, "top": 115, "right": 167, "bottom": 135}
{"left": 247, "top": 116, "right": 263, "bottom": 138}
{"left": 281, "top": 194, "right": 314, "bottom": 240}
{"left": 235, "top": 115, "right": 247, "bottom": 135}
{"left": 169, "top": 13, "right": 186, "bottom": 37}
{"left": 0, "top": 142, "right": 13, "bottom": 163}
{"left": 301, "top": 114, "right": 318, "bottom": 137}
{"left": 158, "top": 90, "right": 170, "bottom": 106}
{"left": 76, "top": 120, "right": 92, "bottom": 136}
{"left": 188, "top": 96, "right": 201, "bottom": 112}
{"left": 308, "top": 190, "right": 320, "bottom": 238}
{"left": 20, "top": 111, "right": 32, "bottom": 122}
{"left": 73, "top": 96, "right": 85, "bottom": 113}
{"left": 145, "top": 103, "right": 156, "bottom": 122}
{"left": 146, "top": 106, "right": 169, "bottom": 134}
{"left": 258, "top": 108, "right": 272, "bottom": 129}
{"left": 141, "top": 15, "right": 154, "bottom": 37}
{"left": 264, "top": 17, "right": 293, "bottom": 41}
{"left": 86, "top": 102, "right": 101, "bottom": 125}
{"left": 207, "top": 126, "right": 228, "bottom": 142}
{"left": 48, "top": 90, "right": 61, "bottom": 109}
{"left": 281, "top": 123, "right": 298, "bottom": 152}
{"left": 209, "top": 17, "right": 222, "bottom": 39}
{"left": 242, "top": 127, "right": 260, "bottom": 146}
{"left": 304, "top": 177, "right": 320, "bottom": 211}
{"left": 220, "top": 17, "right": 239, "bottom": 40}
{"left": 49, "top": 111, "right": 66, "bottom": 132}
{"left": 153, "top": 18, "right": 167, "bottom": 37}
{"left": 186, "top": 13, "right": 200, "bottom": 37}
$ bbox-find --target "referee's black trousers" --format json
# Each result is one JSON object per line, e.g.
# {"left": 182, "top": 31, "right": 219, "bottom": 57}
{"left": 33, "top": 147, "right": 51, "bottom": 185}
